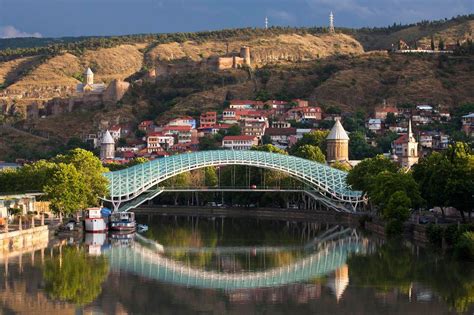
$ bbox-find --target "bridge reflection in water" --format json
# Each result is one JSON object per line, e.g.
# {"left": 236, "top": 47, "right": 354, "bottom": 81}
{"left": 106, "top": 228, "right": 373, "bottom": 291}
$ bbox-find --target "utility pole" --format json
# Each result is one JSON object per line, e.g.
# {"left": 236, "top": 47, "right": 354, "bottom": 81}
{"left": 329, "top": 11, "right": 335, "bottom": 34}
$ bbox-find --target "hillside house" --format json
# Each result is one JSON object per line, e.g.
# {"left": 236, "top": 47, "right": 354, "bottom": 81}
{"left": 167, "top": 116, "right": 197, "bottom": 129}
{"left": 264, "top": 128, "right": 297, "bottom": 149}
{"left": 286, "top": 107, "right": 322, "bottom": 122}
{"left": 163, "top": 125, "right": 193, "bottom": 144}
{"left": 462, "top": 113, "right": 474, "bottom": 136}
{"left": 229, "top": 100, "right": 264, "bottom": 110}
{"left": 367, "top": 119, "right": 382, "bottom": 132}
{"left": 138, "top": 120, "right": 156, "bottom": 133}
{"left": 146, "top": 132, "right": 175, "bottom": 153}
{"left": 272, "top": 121, "right": 292, "bottom": 128}
{"left": 374, "top": 106, "right": 398, "bottom": 120}
{"left": 200, "top": 112, "right": 217, "bottom": 128}
{"left": 241, "top": 121, "right": 267, "bottom": 140}
{"left": 222, "top": 135, "right": 258, "bottom": 150}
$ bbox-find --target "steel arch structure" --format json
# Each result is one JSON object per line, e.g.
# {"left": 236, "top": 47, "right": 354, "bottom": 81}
{"left": 103, "top": 150, "right": 364, "bottom": 212}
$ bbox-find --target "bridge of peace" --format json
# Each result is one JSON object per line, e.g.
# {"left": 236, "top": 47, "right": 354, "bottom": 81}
{"left": 102, "top": 150, "right": 365, "bottom": 213}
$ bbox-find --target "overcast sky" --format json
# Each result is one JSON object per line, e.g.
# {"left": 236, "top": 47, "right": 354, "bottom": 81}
{"left": 0, "top": 0, "right": 473, "bottom": 38}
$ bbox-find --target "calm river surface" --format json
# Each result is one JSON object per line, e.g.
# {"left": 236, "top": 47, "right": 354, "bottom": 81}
{"left": 0, "top": 214, "right": 473, "bottom": 314}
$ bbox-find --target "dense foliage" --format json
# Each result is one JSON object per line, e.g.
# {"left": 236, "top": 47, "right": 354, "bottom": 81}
{"left": 0, "top": 148, "right": 108, "bottom": 216}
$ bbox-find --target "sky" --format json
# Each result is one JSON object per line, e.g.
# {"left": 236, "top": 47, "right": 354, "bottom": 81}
{"left": 0, "top": 0, "right": 473, "bottom": 38}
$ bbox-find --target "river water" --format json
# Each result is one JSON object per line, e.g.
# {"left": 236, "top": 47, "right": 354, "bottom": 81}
{"left": 0, "top": 214, "right": 472, "bottom": 314}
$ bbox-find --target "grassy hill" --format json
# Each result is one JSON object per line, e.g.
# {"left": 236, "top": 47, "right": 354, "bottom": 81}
{"left": 0, "top": 15, "right": 473, "bottom": 161}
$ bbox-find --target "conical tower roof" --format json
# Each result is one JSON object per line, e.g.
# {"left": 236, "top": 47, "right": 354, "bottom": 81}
{"left": 85, "top": 67, "right": 93, "bottom": 75}
{"left": 101, "top": 130, "right": 114, "bottom": 144}
{"left": 327, "top": 119, "right": 349, "bottom": 141}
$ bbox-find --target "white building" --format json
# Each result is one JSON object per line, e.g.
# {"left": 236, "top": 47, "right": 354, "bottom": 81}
{"left": 222, "top": 135, "right": 258, "bottom": 150}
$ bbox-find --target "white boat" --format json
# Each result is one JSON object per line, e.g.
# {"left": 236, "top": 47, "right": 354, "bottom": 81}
{"left": 109, "top": 212, "right": 136, "bottom": 233}
{"left": 84, "top": 208, "right": 108, "bottom": 233}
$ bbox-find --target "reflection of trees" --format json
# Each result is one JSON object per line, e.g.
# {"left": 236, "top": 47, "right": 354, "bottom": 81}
{"left": 347, "top": 241, "right": 474, "bottom": 313}
{"left": 143, "top": 217, "right": 325, "bottom": 270}
{"left": 43, "top": 247, "right": 109, "bottom": 305}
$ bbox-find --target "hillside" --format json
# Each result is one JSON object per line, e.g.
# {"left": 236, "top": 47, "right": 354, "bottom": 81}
{"left": 0, "top": 15, "right": 474, "bottom": 161}
{"left": 352, "top": 15, "right": 474, "bottom": 50}
{"left": 147, "top": 33, "right": 363, "bottom": 67}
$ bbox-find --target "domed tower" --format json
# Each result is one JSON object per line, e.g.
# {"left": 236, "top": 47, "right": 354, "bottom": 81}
{"left": 100, "top": 130, "right": 115, "bottom": 160}
{"left": 85, "top": 67, "right": 94, "bottom": 85}
{"left": 326, "top": 118, "right": 349, "bottom": 162}
{"left": 240, "top": 46, "right": 251, "bottom": 66}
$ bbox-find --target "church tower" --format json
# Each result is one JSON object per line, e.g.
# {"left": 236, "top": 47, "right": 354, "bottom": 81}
{"left": 400, "top": 119, "right": 419, "bottom": 168}
{"left": 85, "top": 67, "right": 94, "bottom": 85}
{"left": 100, "top": 130, "right": 115, "bottom": 160}
{"left": 326, "top": 118, "right": 349, "bottom": 162}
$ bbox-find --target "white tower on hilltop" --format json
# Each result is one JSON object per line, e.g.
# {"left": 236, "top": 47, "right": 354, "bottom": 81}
{"left": 329, "top": 11, "right": 335, "bottom": 34}
{"left": 265, "top": 17, "right": 269, "bottom": 30}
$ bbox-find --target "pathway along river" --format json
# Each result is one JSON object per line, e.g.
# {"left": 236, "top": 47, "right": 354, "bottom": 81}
{"left": 0, "top": 214, "right": 472, "bottom": 314}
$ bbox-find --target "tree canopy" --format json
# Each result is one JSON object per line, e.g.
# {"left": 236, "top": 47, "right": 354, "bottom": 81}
{"left": 346, "top": 155, "right": 399, "bottom": 193}
{"left": 413, "top": 142, "right": 474, "bottom": 220}
{"left": 293, "top": 145, "right": 326, "bottom": 163}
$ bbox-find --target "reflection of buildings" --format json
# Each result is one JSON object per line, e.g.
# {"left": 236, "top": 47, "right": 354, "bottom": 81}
{"left": 228, "top": 283, "right": 322, "bottom": 304}
{"left": 327, "top": 264, "right": 349, "bottom": 301}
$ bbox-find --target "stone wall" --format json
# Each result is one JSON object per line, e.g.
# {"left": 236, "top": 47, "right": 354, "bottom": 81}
{"left": 0, "top": 225, "right": 49, "bottom": 253}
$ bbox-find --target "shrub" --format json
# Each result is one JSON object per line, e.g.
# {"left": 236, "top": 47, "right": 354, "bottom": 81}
{"left": 427, "top": 224, "right": 444, "bottom": 247}
{"left": 454, "top": 231, "right": 474, "bottom": 261}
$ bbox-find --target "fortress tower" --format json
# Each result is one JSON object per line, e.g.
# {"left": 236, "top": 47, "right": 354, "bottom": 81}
{"left": 100, "top": 130, "right": 115, "bottom": 160}
{"left": 326, "top": 118, "right": 349, "bottom": 162}
{"left": 85, "top": 67, "right": 94, "bottom": 85}
{"left": 240, "top": 46, "right": 251, "bottom": 66}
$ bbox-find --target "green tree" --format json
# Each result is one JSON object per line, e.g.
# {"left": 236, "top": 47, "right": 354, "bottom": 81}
{"left": 331, "top": 161, "right": 350, "bottom": 172}
{"left": 43, "top": 247, "right": 109, "bottom": 305}
{"left": 198, "top": 136, "right": 219, "bottom": 150}
{"left": 369, "top": 171, "right": 423, "bottom": 211}
{"left": 290, "top": 130, "right": 329, "bottom": 154}
{"left": 383, "top": 191, "right": 412, "bottom": 235}
{"left": 349, "top": 131, "right": 379, "bottom": 160}
{"left": 346, "top": 155, "right": 399, "bottom": 193}
{"left": 413, "top": 142, "right": 474, "bottom": 221}
{"left": 44, "top": 163, "right": 88, "bottom": 217}
{"left": 204, "top": 167, "right": 218, "bottom": 187}
{"left": 385, "top": 112, "right": 397, "bottom": 125}
{"left": 251, "top": 144, "right": 287, "bottom": 155}
{"left": 431, "top": 36, "right": 435, "bottom": 50}
{"left": 226, "top": 125, "right": 241, "bottom": 136}
{"left": 54, "top": 149, "right": 109, "bottom": 207}
{"left": 439, "top": 38, "right": 445, "bottom": 51}
{"left": 293, "top": 145, "right": 326, "bottom": 163}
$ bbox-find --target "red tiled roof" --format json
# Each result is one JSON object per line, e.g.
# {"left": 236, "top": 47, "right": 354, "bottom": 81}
{"left": 223, "top": 135, "right": 256, "bottom": 141}
{"left": 375, "top": 107, "right": 398, "bottom": 113}
{"left": 139, "top": 120, "right": 154, "bottom": 126}
{"left": 264, "top": 128, "right": 297, "bottom": 136}
{"left": 394, "top": 134, "right": 408, "bottom": 144}
{"left": 163, "top": 125, "right": 192, "bottom": 132}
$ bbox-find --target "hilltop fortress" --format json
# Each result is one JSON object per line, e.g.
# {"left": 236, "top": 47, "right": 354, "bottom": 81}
{"left": 155, "top": 46, "right": 252, "bottom": 77}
